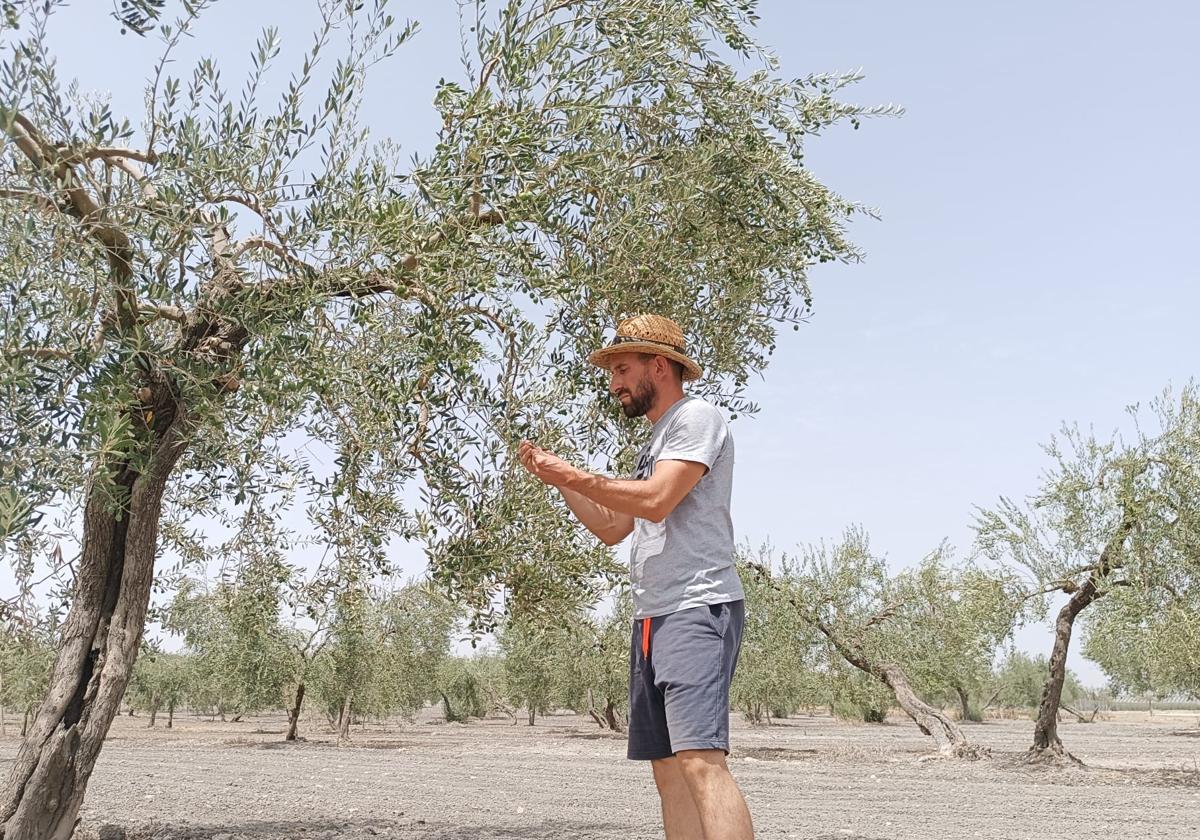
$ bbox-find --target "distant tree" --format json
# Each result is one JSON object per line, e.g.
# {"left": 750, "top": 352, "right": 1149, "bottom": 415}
{"left": 500, "top": 617, "right": 563, "bottom": 726}
{"left": 307, "top": 581, "right": 455, "bottom": 742}
{"left": 551, "top": 597, "right": 631, "bottom": 731}
{"left": 984, "top": 650, "right": 1084, "bottom": 712}
{"left": 128, "top": 647, "right": 190, "bottom": 728}
{"left": 438, "top": 652, "right": 509, "bottom": 723}
{"left": 750, "top": 530, "right": 1021, "bottom": 757}
{"left": 732, "top": 553, "right": 825, "bottom": 724}
{"left": 166, "top": 516, "right": 293, "bottom": 721}
{"left": 0, "top": 617, "right": 54, "bottom": 737}
{"left": 975, "top": 384, "right": 1200, "bottom": 761}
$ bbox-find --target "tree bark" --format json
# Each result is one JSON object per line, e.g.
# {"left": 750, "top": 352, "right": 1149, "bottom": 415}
{"left": 603, "top": 699, "right": 622, "bottom": 733}
{"left": 337, "top": 694, "right": 353, "bottom": 746}
{"left": 0, "top": 421, "right": 187, "bottom": 840}
{"left": 527, "top": 708, "right": 536, "bottom": 726}
{"left": 813, "top": 620, "right": 984, "bottom": 757}
{"left": 166, "top": 700, "right": 174, "bottom": 730}
{"left": 876, "top": 664, "right": 982, "bottom": 756}
{"left": 1030, "top": 578, "right": 1104, "bottom": 763}
{"left": 147, "top": 700, "right": 158, "bottom": 728}
{"left": 955, "top": 685, "right": 981, "bottom": 722}
{"left": 286, "top": 683, "right": 306, "bottom": 741}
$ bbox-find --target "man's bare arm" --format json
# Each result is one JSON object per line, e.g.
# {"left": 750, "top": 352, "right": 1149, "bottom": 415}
{"left": 563, "top": 459, "right": 706, "bottom": 523}
{"left": 558, "top": 486, "right": 634, "bottom": 546}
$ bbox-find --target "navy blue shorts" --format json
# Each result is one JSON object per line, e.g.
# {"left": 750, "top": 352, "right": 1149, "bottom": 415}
{"left": 627, "top": 599, "right": 745, "bottom": 761}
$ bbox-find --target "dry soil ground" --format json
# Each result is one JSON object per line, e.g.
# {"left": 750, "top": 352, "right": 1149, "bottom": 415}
{"left": 2, "top": 709, "right": 1198, "bottom": 840}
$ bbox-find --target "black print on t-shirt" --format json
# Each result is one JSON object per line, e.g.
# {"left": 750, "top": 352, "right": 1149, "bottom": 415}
{"left": 634, "top": 449, "right": 655, "bottom": 481}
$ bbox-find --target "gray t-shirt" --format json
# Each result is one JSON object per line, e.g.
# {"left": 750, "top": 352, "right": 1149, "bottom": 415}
{"left": 629, "top": 396, "right": 745, "bottom": 618}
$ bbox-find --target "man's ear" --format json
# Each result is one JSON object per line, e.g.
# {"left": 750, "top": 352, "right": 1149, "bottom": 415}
{"left": 654, "top": 355, "right": 670, "bottom": 381}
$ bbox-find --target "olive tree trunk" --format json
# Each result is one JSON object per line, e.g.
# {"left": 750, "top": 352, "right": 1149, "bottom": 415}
{"left": 813, "top": 620, "right": 986, "bottom": 758}
{"left": 955, "top": 685, "right": 981, "bottom": 722}
{"left": 0, "top": 424, "right": 188, "bottom": 839}
{"left": 285, "top": 682, "right": 306, "bottom": 742}
{"left": 875, "top": 664, "right": 984, "bottom": 756}
{"left": 337, "top": 694, "right": 353, "bottom": 746}
{"left": 603, "top": 699, "right": 622, "bottom": 733}
{"left": 1029, "top": 577, "right": 1102, "bottom": 763}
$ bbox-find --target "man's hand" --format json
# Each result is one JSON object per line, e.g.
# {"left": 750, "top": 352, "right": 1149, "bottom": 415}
{"left": 518, "top": 440, "right": 581, "bottom": 487}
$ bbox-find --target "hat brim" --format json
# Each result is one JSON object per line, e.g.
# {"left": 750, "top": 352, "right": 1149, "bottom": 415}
{"left": 588, "top": 343, "right": 703, "bottom": 382}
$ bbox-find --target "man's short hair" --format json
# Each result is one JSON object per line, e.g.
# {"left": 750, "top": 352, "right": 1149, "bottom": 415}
{"left": 637, "top": 352, "right": 685, "bottom": 382}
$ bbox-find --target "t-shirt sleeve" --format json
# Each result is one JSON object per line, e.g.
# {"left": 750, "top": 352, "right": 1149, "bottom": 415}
{"left": 656, "top": 403, "right": 728, "bottom": 469}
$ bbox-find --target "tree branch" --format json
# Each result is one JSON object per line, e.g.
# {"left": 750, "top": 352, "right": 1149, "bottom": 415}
{"left": 9, "top": 347, "right": 73, "bottom": 360}
{"left": 138, "top": 303, "right": 186, "bottom": 324}
{"left": 2, "top": 108, "right": 138, "bottom": 329}
{"left": 0, "top": 187, "right": 60, "bottom": 215}
{"left": 57, "top": 146, "right": 160, "bottom": 166}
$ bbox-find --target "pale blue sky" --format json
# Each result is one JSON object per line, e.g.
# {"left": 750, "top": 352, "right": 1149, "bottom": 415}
{"left": 24, "top": 1, "right": 1200, "bottom": 684}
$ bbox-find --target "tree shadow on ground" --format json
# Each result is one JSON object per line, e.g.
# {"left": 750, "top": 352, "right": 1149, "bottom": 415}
{"left": 563, "top": 731, "right": 624, "bottom": 741}
{"left": 112, "top": 817, "right": 628, "bottom": 840}
{"left": 990, "top": 751, "right": 1200, "bottom": 789}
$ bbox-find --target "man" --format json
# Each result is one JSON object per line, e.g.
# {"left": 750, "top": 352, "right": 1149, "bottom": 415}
{"left": 518, "top": 313, "right": 753, "bottom": 840}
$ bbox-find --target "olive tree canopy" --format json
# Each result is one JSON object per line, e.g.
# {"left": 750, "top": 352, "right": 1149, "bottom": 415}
{"left": 0, "top": 0, "right": 893, "bottom": 833}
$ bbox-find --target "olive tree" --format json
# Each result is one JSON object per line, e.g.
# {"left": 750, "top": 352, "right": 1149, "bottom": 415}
{"left": 166, "top": 568, "right": 291, "bottom": 721}
{"left": 749, "top": 530, "right": 1021, "bottom": 757}
{"left": 499, "top": 615, "right": 565, "bottom": 726}
{"left": 1084, "top": 584, "right": 1200, "bottom": 702}
{"left": 0, "top": 0, "right": 891, "bottom": 830}
{"left": 438, "top": 651, "right": 508, "bottom": 723}
{"left": 984, "top": 650, "right": 1084, "bottom": 713}
{"left": 732, "top": 553, "right": 825, "bottom": 724}
{"left": 0, "top": 617, "right": 54, "bottom": 737}
{"left": 975, "top": 384, "right": 1200, "bottom": 761}
{"left": 549, "top": 597, "right": 631, "bottom": 731}
{"left": 127, "top": 646, "right": 190, "bottom": 728}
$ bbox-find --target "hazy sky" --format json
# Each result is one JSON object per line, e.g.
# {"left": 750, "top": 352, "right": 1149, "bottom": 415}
{"left": 24, "top": 1, "right": 1200, "bottom": 684}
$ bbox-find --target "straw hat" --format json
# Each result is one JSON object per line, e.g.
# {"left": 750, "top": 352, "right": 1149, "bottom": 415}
{"left": 587, "top": 314, "right": 703, "bottom": 382}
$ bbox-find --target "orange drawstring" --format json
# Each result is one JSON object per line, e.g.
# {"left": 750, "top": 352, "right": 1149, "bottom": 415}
{"left": 641, "top": 616, "right": 651, "bottom": 659}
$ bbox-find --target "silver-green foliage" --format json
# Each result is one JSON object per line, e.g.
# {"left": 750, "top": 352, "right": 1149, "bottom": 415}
{"left": 0, "top": 617, "right": 53, "bottom": 721}
{"left": 1, "top": 0, "right": 893, "bottom": 625}
{"left": 985, "top": 650, "right": 1084, "bottom": 710}
{"left": 308, "top": 582, "right": 457, "bottom": 723}
{"left": 732, "top": 552, "right": 825, "bottom": 723}
{"left": 779, "top": 529, "right": 1023, "bottom": 706}
{"left": 976, "top": 385, "right": 1200, "bottom": 700}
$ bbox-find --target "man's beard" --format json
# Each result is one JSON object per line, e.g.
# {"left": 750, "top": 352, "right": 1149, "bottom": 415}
{"left": 619, "top": 375, "right": 656, "bottom": 418}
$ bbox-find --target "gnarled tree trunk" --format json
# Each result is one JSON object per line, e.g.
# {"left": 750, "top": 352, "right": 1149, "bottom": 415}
{"left": 0, "top": 423, "right": 188, "bottom": 839}
{"left": 813, "top": 621, "right": 985, "bottom": 758}
{"left": 875, "top": 664, "right": 984, "bottom": 757}
{"left": 603, "top": 699, "right": 622, "bottom": 733}
{"left": 955, "top": 685, "right": 980, "bottom": 722}
{"left": 1029, "top": 578, "right": 1102, "bottom": 764}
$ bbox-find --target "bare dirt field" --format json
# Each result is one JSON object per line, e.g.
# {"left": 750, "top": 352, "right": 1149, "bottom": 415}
{"left": 2, "top": 709, "right": 1198, "bottom": 840}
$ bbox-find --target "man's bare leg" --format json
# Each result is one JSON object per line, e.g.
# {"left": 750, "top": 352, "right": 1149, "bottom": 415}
{"left": 651, "top": 757, "right": 704, "bottom": 840}
{"left": 676, "top": 749, "right": 754, "bottom": 840}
